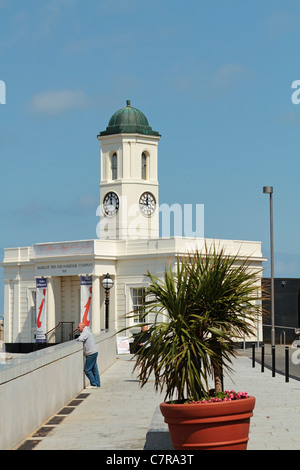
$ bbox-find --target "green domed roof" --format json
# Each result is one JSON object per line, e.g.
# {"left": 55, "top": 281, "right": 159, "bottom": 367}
{"left": 98, "top": 100, "right": 160, "bottom": 137}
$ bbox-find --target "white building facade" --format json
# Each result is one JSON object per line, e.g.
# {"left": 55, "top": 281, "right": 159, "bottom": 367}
{"left": 2, "top": 101, "right": 264, "bottom": 348}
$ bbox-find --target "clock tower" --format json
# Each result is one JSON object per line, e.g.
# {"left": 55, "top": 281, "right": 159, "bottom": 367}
{"left": 97, "top": 101, "right": 161, "bottom": 240}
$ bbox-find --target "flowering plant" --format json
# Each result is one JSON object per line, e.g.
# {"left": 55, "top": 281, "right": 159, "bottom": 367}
{"left": 188, "top": 390, "right": 249, "bottom": 404}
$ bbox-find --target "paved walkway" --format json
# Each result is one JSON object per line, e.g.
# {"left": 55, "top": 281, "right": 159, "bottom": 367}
{"left": 17, "top": 355, "right": 165, "bottom": 451}
{"left": 225, "top": 348, "right": 300, "bottom": 450}
{"left": 15, "top": 348, "right": 300, "bottom": 451}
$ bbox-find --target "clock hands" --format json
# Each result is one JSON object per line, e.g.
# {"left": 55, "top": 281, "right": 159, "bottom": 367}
{"left": 103, "top": 192, "right": 119, "bottom": 216}
{"left": 140, "top": 192, "right": 155, "bottom": 216}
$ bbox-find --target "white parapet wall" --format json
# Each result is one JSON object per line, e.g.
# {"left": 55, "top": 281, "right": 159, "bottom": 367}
{"left": 0, "top": 330, "right": 116, "bottom": 450}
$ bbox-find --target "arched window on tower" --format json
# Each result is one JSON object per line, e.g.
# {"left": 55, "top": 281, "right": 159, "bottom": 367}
{"left": 141, "top": 152, "right": 147, "bottom": 180}
{"left": 112, "top": 153, "right": 117, "bottom": 180}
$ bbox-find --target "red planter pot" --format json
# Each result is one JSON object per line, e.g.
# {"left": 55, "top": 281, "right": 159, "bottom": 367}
{"left": 160, "top": 396, "right": 256, "bottom": 450}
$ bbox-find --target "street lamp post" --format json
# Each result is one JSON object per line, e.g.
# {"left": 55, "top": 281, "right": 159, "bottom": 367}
{"left": 263, "top": 186, "right": 275, "bottom": 348}
{"left": 101, "top": 273, "right": 114, "bottom": 331}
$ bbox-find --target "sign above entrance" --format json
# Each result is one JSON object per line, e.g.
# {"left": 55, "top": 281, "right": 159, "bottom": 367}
{"left": 33, "top": 241, "right": 94, "bottom": 258}
{"left": 35, "top": 262, "right": 94, "bottom": 276}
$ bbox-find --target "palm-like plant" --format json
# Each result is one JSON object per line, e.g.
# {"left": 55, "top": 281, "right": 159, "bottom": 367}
{"left": 128, "top": 245, "right": 262, "bottom": 402}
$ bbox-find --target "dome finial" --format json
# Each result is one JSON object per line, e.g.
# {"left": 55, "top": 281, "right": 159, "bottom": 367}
{"left": 126, "top": 100, "right": 131, "bottom": 107}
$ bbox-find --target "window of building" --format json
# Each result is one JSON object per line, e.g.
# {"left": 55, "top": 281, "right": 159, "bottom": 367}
{"left": 112, "top": 153, "right": 117, "bottom": 180}
{"left": 132, "top": 287, "right": 146, "bottom": 323}
{"left": 141, "top": 152, "right": 147, "bottom": 180}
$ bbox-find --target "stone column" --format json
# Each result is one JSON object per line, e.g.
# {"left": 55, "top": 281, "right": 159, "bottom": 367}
{"left": 12, "top": 278, "right": 20, "bottom": 343}
{"left": 3, "top": 280, "right": 11, "bottom": 343}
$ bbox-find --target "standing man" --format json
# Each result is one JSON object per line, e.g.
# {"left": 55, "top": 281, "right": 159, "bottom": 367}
{"left": 76, "top": 323, "right": 100, "bottom": 389}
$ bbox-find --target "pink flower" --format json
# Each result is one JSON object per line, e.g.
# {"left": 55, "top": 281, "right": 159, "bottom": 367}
{"left": 187, "top": 391, "right": 249, "bottom": 405}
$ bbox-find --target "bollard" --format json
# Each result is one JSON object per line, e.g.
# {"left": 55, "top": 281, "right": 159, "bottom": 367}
{"left": 261, "top": 343, "right": 264, "bottom": 373}
{"left": 285, "top": 346, "right": 289, "bottom": 383}
{"left": 252, "top": 343, "right": 255, "bottom": 368}
{"left": 272, "top": 345, "right": 276, "bottom": 377}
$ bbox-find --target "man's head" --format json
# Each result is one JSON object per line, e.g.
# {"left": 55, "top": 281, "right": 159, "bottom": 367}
{"left": 77, "top": 322, "right": 86, "bottom": 332}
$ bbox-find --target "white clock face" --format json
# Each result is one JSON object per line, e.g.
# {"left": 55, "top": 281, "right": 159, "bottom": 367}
{"left": 103, "top": 192, "right": 119, "bottom": 216}
{"left": 139, "top": 192, "right": 156, "bottom": 216}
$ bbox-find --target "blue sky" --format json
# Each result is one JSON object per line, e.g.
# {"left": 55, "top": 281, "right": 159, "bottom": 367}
{"left": 1, "top": 0, "right": 300, "bottom": 313}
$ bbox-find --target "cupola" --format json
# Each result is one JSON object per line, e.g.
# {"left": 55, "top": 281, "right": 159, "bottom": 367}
{"left": 98, "top": 100, "right": 160, "bottom": 137}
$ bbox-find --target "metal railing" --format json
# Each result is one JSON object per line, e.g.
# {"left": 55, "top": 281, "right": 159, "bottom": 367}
{"left": 45, "top": 322, "right": 75, "bottom": 344}
{"left": 263, "top": 324, "right": 297, "bottom": 346}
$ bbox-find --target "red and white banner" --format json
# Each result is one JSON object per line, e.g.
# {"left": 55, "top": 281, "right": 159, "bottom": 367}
{"left": 36, "top": 278, "right": 47, "bottom": 343}
{"left": 80, "top": 276, "right": 92, "bottom": 327}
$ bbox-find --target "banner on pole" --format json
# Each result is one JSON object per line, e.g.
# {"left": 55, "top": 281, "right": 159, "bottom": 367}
{"left": 80, "top": 276, "right": 92, "bottom": 327}
{"left": 36, "top": 278, "right": 47, "bottom": 343}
